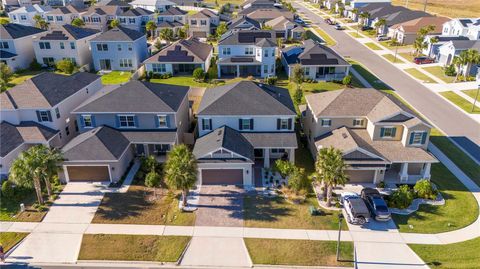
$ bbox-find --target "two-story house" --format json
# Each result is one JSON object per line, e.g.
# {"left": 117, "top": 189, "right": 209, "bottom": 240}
{"left": 130, "top": 0, "right": 176, "bottom": 12}
{"left": 8, "top": 4, "right": 52, "bottom": 26}
{"left": 144, "top": 38, "right": 213, "bottom": 75}
{"left": 45, "top": 0, "right": 83, "bottom": 7}
{"left": 81, "top": 5, "right": 122, "bottom": 32}
{"left": 60, "top": 80, "right": 190, "bottom": 182}
{"left": 238, "top": 7, "right": 294, "bottom": 24}
{"left": 442, "top": 18, "right": 480, "bottom": 39}
{"left": 194, "top": 81, "right": 297, "bottom": 187}
{"left": 281, "top": 39, "right": 351, "bottom": 81}
{"left": 0, "top": 72, "right": 102, "bottom": 177}
{"left": 117, "top": 7, "right": 154, "bottom": 32}
{"left": 33, "top": 24, "right": 100, "bottom": 67}
{"left": 156, "top": 6, "right": 187, "bottom": 35}
{"left": 265, "top": 16, "right": 305, "bottom": 41}
{"left": 303, "top": 88, "right": 437, "bottom": 184}
{"left": 90, "top": 26, "right": 148, "bottom": 71}
{"left": 0, "top": 23, "right": 45, "bottom": 71}
{"left": 187, "top": 9, "right": 219, "bottom": 39}
{"left": 45, "top": 4, "right": 86, "bottom": 28}
{"left": 437, "top": 40, "right": 480, "bottom": 75}
{"left": 388, "top": 16, "right": 449, "bottom": 45}
{"left": 217, "top": 30, "right": 277, "bottom": 78}
{"left": 226, "top": 16, "right": 261, "bottom": 31}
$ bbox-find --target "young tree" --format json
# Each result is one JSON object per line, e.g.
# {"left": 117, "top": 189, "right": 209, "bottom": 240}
{"left": 110, "top": 19, "right": 120, "bottom": 28}
{"left": 359, "top": 12, "right": 369, "bottom": 27}
{"left": 215, "top": 22, "right": 228, "bottom": 39}
{"left": 33, "top": 14, "right": 48, "bottom": 30}
{"left": 164, "top": 144, "right": 197, "bottom": 207}
{"left": 193, "top": 67, "right": 205, "bottom": 81}
{"left": 413, "top": 25, "right": 435, "bottom": 56}
{"left": 427, "top": 36, "right": 439, "bottom": 57}
{"left": 314, "top": 147, "right": 348, "bottom": 207}
{"left": 146, "top": 21, "right": 157, "bottom": 40}
{"left": 159, "top": 28, "right": 174, "bottom": 43}
{"left": 0, "top": 63, "right": 13, "bottom": 92}
{"left": 452, "top": 55, "right": 464, "bottom": 82}
{"left": 177, "top": 27, "right": 187, "bottom": 39}
{"left": 71, "top": 18, "right": 85, "bottom": 27}
{"left": 288, "top": 167, "right": 310, "bottom": 193}
{"left": 56, "top": 59, "right": 75, "bottom": 74}
{"left": 374, "top": 18, "right": 386, "bottom": 36}
{"left": 342, "top": 74, "right": 352, "bottom": 87}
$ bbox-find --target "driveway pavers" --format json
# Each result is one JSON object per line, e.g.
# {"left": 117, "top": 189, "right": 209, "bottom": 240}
{"left": 195, "top": 185, "right": 244, "bottom": 227}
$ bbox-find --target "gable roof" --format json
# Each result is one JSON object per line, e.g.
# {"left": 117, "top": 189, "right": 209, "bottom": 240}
{"left": 227, "top": 16, "right": 261, "bottom": 30}
{"left": 157, "top": 6, "right": 187, "bottom": 16}
{"left": 130, "top": 0, "right": 176, "bottom": 6}
{"left": 219, "top": 30, "right": 276, "bottom": 46}
{"left": 282, "top": 39, "right": 350, "bottom": 66}
{"left": 448, "top": 40, "right": 480, "bottom": 50}
{"left": 144, "top": 38, "right": 212, "bottom": 63}
{"left": 97, "top": 0, "right": 131, "bottom": 7}
{"left": 119, "top": 7, "right": 154, "bottom": 16}
{"left": 74, "top": 80, "right": 189, "bottom": 113}
{"left": 1, "top": 72, "right": 100, "bottom": 109}
{"left": 36, "top": 24, "right": 99, "bottom": 41}
{"left": 391, "top": 16, "right": 449, "bottom": 34}
{"left": 0, "top": 23, "right": 45, "bottom": 39}
{"left": 47, "top": 4, "right": 86, "bottom": 15}
{"left": 83, "top": 5, "right": 120, "bottom": 16}
{"left": 9, "top": 4, "right": 52, "bottom": 14}
{"left": 91, "top": 26, "right": 145, "bottom": 41}
{"left": 1, "top": 121, "right": 58, "bottom": 157}
{"left": 265, "top": 16, "right": 296, "bottom": 30}
{"left": 197, "top": 81, "right": 296, "bottom": 116}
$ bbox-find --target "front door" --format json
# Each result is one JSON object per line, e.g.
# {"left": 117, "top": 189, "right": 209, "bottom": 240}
{"left": 100, "top": 59, "right": 111, "bottom": 70}
{"left": 254, "top": 149, "right": 264, "bottom": 158}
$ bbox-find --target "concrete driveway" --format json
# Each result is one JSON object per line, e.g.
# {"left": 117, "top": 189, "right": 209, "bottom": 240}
{"left": 195, "top": 185, "right": 244, "bottom": 227}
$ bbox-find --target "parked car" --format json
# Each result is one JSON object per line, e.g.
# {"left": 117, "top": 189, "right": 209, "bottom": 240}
{"left": 324, "top": 18, "right": 334, "bottom": 25}
{"left": 334, "top": 24, "right": 345, "bottom": 30}
{"left": 295, "top": 18, "right": 306, "bottom": 25}
{"left": 361, "top": 25, "right": 372, "bottom": 31}
{"left": 340, "top": 192, "right": 358, "bottom": 205}
{"left": 344, "top": 195, "right": 370, "bottom": 225}
{"left": 413, "top": 56, "right": 435, "bottom": 65}
{"left": 376, "top": 34, "right": 390, "bottom": 41}
{"left": 361, "top": 188, "right": 391, "bottom": 221}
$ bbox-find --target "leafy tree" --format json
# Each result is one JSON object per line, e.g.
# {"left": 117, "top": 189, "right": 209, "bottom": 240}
{"left": 261, "top": 24, "right": 273, "bottom": 30}
{"left": 146, "top": 21, "right": 157, "bottom": 40}
{"left": 164, "top": 144, "right": 197, "bottom": 207}
{"left": 291, "top": 64, "right": 304, "bottom": 89}
{"left": 177, "top": 27, "right": 187, "bottom": 39}
{"left": 288, "top": 167, "right": 310, "bottom": 193}
{"left": 389, "top": 185, "right": 414, "bottom": 209}
{"left": 461, "top": 49, "right": 480, "bottom": 78}
{"left": 215, "top": 22, "right": 228, "bottom": 39}
{"left": 314, "top": 147, "right": 348, "bottom": 206}
{"left": 414, "top": 179, "right": 437, "bottom": 200}
{"left": 141, "top": 155, "right": 158, "bottom": 173}
{"left": 273, "top": 159, "right": 295, "bottom": 178}
{"left": 2, "top": 180, "right": 15, "bottom": 199}
{"left": 145, "top": 171, "right": 161, "bottom": 188}
{"left": 0, "top": 63, "right": 13, "bottom": 92}
{"left": 56, "top": 59, "right": 75, "bottom": 74}
{"left": 159, "top": 28, "right": 174, "bottom": 43}
{"left": 110, "top": 19, "right": 120, "bottom": 28}
{"left": 359, "top": 12, "right": 369, "bottom": 26}
{"left": 413, "top": 25, "right": 435, "bottom": 56}
{"left": 71, "top": 18, "right": 85, "bottom": 27}
{"left": 342, "top": 74, "right": 352, "bottom": 87}
{"left": 192, "top": 67, "right": 205, "bottom": 81}
{"left": 427, "top": 36, "right": 439, "bottom": 57}
{"left": 33, "top": 14, "right": 48, "bottom": 30}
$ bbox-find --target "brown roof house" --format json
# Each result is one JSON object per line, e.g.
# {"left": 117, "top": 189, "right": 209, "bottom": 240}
{"left": 265, "top": 16, "right": 305, "bottom": 41}
{"left": 389, "top": 16, "right": 450, "bottom": 45}
{"left": 303, "top": 88, "right": 438, "bottom": 185}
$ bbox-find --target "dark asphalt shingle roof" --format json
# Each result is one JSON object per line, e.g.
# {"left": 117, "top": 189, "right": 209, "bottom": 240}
{"left": 0, "top": 50, "right": 17, "bottom": 58}
{"left": 1, "top": 121, "right": 58, "bottom": 157}
{"left": 120, "top": 7, "right": 154, "bottom": 16}
{"left": 0, "top": 23, "right": 45, "bottom": 39}
{"left": 219, "top": 30, "right": 276, "bottom": 46}
{"left": 197, "top": 81, "right": 296, "bottom": 116}
{"left": 242, "top": 132, "right": 298, "bottom": 148}
{"left": 91, "top": 26, "right": 145, "bottom": 41}
{"left": 282, "top": 39, "right": 350, "bottom": 66}
{"left": 227, "top": 16, "right": 261, "bottom": 30}
{"left": 38, "top": 25, "right": 99, "bottom": 40}
{"left": 121, "top": 130, "right": 177, "bottom": 143}
{"left": 449, "top": 40, "right": 480, "bottom": 50}
{"left": 74, "top": 80, "right": 189, "bottom": 113}
{"left": 144, "top": 38, "right": 212, "bottom": 63}
{"left": 157, "top": 6, "right": 187, "bottom": 16}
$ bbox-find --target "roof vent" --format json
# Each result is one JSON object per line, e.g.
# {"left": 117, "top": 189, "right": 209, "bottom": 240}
{"left": 342, "top": 133, "right": 348, "bottom": 139}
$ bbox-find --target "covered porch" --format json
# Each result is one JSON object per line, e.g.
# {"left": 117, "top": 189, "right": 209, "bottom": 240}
{"left": 121, "top": 130, "right": 177, "bottom": 163}
{"left": 309, "top": 66, "right": 350, "bottom": 81}
{"left": 218, "top": 57, "right": 262, "bottom": 78}
{"left": 254, "top": 148, "right": 295, "bottom": 168}
{"left": 384, "top": 162, "right": 433, "bottom": 185}
{"left": 132, "top": 143, "right": 172, "bottom": 162}
{"left": 172, "top": 63, "right": 202, "bottom": 75}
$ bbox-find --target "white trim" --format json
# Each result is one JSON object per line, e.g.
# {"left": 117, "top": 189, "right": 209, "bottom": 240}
{"left": 64, "top": 164, "right": 112, "bottom": 182}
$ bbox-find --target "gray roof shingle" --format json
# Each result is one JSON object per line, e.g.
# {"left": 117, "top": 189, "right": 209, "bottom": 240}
{"left": 282, "top": 39, "right": 350, "bottom": 66}
{"left": 37, "top": 24, "right": 99, "bottom": 41}
{"left": 219, "top": 30, "right": 276, "bottom": 46}
{"left": 120, "top": 7, "right": 154, "bottom": 16}
{"left": 1, "top": 121, "right": 58, "bottom": 157}
{"left": 0, "top": 23, "right": 45, "bottom": 39}
{"left": 144, "top": 38, "right": 212, "bottom": 63}
{"left": 91, "top": 26, "right": 145, "bottom": 41}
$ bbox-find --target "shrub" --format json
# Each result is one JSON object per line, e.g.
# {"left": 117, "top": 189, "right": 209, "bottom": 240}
{"left": 193, "top": 67, "right": 205, "bottom": 81}
{"left": 29, "top": 60, "right": 42, "bottom": 71}
{"left": 273, "top": 159, "right": 295, "bottom": 178}
{"left": 56, "top": 59, "right": 75, "bottom": 74}
{"left": 414, "top": 179, "right": 437, "bottom": 200}
{"left": 388, "top": 185, "right": 414, "bottom": 209}
{"left": 288, "top": 167, "right": 310, "bottom": 193}
{"left": 145, "top": 171, "right": 161, "bottom": 188}
{"left": 444, "top": 64, "right": 456, "bottom": 76}
{"left": 2, "top": 180, "right": 15, "bottom": 198}
{"left": 265, "top": 76, "right": 277, "bottom": 85}
{"left": 294, "top": 87, "right": 303, "bottom": 104}
{"left": 342, "top": 75, "right": 352, "bottom": 86}
{"left": 147, "top": 71, "right": 154, "bottom": 80}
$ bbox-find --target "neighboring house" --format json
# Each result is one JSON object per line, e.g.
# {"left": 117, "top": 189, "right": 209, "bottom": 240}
{"left": 281, "top": 39, "right": 351, "bottom": 81}
{"left": 0, "top": 23, "right": 45, "bottom": 71}
{"left": 61, "top": 80, "right": 190, "bottom": 182}
{"left": 130, "top": 0, "right": 176, "bottom": 12}
{"left": 241, "top": 0, "right": 277, "bottom": 10}
{"left": 169, "top": 0, "right": 202, "bottom": 7}
{"left": 187, "top": 9, "right": 219, "bottom": 39}
{"left": 366, "top": 6, "right": 431, "bottom": 35}
{"left": 144, "top": 38, "right": 213, "bottom": 75}
{"left": 7, "top": 4, "right": 52, "bottom": 26}
{"left": 421, "top": 35, "right": 470, "bottom": 59}
{"left": 388, "top": 16, "right": 449, "bottom": 45}
{"left": 0, "top": 72, "right": 102, "bottom": 154}
{"left": 156, "top": 6, "right": 187, "bottom": 34}
{"left": 303, "top": 88, "right": 437, "bottom": 184}
{"left": 45, "top": 0, "right": 83, "bottom": 7}
{"left": 239, "top": 7, "right": 294, "bottom": 24}
{"left": 437, "top": 40, "right": 480, "bottom": 74}
{"left": 90, "top": 26, "right": 148, "bottom": 71}
{"left": 227, "top": 16, "right": 261, "bottom": 31}
{"left": 265, "top": 16, "right": 305, "bottom": 40}
{"left": 347, "top": 0, "right": 391, "bottom": 8}
{"left": 217, "top": 30, "right": 277, "bottom": 78}
{"left": 96, "top": 0, "right": 130, "bottom": 12}
{"left": 33, "top": 24, "right": 100, "bottom": 67}
{"left": 0, "top": 121, "right": 60, "bottom": 178}
{"left": 347, "top": 2, "right": 390, "bottom": 21}
{"left": 117, "top": 7, "right": 154, "bottom": 32}
{"left": 194, "top": 81, "right": 297, "bottom": 187}
{"left": 81, "top": 5, "right": 122, "bottom": 32}
{"left": 45, "top": 4, "right": 86, "bottom": 28}
{"left": 442, "top": 18, "right": 480, "bottom": 40}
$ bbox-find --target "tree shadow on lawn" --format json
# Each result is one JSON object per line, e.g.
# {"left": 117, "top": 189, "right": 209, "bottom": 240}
{"left": 243, "top": 194, "right": 294, "bottom": 223}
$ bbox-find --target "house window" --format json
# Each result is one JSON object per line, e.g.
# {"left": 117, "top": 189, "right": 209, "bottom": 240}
{"left": 222, "top": 47, "right": 231, "bottom": 55}
{"left": 55, "top": 107, "right": 60, "bottom": 118}
{"left": 0, "top": 42, "right": 8, "bottom": 49}
{"left": 410, "top": 131, "right": 426, "bottom": 145}
{"left": 46, "top": 16, "right": 53, "bottom": 21}
{"left": 304, "top": 67, "right": 310, "bottom": 76}
{"left": 70, "top": 42, "right": 75, "bottom": 49}
{"left": 117, "top": 44, "right": 122, "bottom": 51}
{"left": 56, "top": 16, "right": 63, "bottom": 21}
{"left": 120, "top": 17, "right": 126, "bottom": 23}
{"left": 65, "top": 126, "right": 70, "bottom": 136}
{"left": 119, "top": 59, "right": 133, "bottom": 68}
{"left": 82, "top": 115, "right": 92, "bottom": 127}
{"left": 119, "top": 115, "right": 136, "bottom": 127}
{"left": 92, "top": 17, "right": 100, "bottom": 23}
{"left": 60, "top": 42, "right": 65, "bottom": 49}
{"left": 157, "top": 115, "right": 168, "bottom": 127}
{"left": 96, "top": 43, "right": 108, "bottom": 51}
{"left": 245, "top": 47, "right": 254, "bottom": 55}
{"left": 328, "top": 67, "right": 335, "bottom": 74}
{"left": 353, "top": 119, "right": 364, "bottom": 127}
{"left": 200, "top": 20, "right": 207, "bottom": 25}
{"left": 240, "top": 118, "right": 252, "bottom": 130}
{"left": 271, "top": 148, "right": 286, "bottom": 153}
{"left": 39, "top": 42, "right": 51, "bottom": 49}
{"left": 264, "top": 49, "right": 268, "bottom": 57}
{"left": 191, "top": 19, "right": 197, "bottom": 25}
{"left": 128, "top": 44, "right": 132, "bottom": 51}
{"left": 20, "top": 15, "right": 27, "bottom": 20}
{"left": 380, "top": 127, "right": 396, "bottom": 138}
{"left": 38, "top": 111, "right": 50, "bottom": 122}
{"left": 129, "top": 18, "right": 135, "bottom": 24}
{"left": 271, "top": 64, "right": 274, "bottom": 73}
{"left": 321, "top": 119, "right": 331, "bottom": 127}
{"left": 42, "top": 57, "right": 55, "bottom": 66}
{"left": 152, "top": 63, "right": 166, "bottom": 73}
{"left": 279, "top": 118, "right": 289, "bottom": 129}
{"left": 202, "top": 118, "right": 211, "bottom": 130}
{"left": 263, "top": 65, "right": 268, "bottom": 73}
{"left": 272, "top": 49, "right": 275, "bottom": 56}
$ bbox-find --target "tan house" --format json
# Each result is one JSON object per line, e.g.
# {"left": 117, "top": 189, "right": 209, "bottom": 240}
{"left": 303, "top": 88, "right": 438, "bottom": 184}
{"left": 389, "top": 16, "right": 450, "bottom": 45}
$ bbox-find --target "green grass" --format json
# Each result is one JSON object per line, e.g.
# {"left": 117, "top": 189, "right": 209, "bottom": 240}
{"left": 350, "top": 61, "right": 391, "bottom": 91}
{"left": 462, "top": 89, "right": 480, "bottom": 100}
{"left": 312, "top": 27, "right": 336, "bottom": 46}
{"left": 101, "top": 71, "right": 132, "bottom": 85}
{"left": 347, "top": 31, "right": 363, "bottom": 38}
{"left": 245, "top": 238, "right": 354, "bottom": 267}
{"left": 392, "top": 163, "right": 478, "bottom": 233}
{"left": 382, "top": 54, "right": 405, "bottom": 64}
{"left": 422, "top": 66, "right": 456, "bottom": 83}
{"left": 4, "top": 70, "right": 43, "bottom": 90}
{"left": 151, "top": 76, "right": 244, "bottom": 88}
{"left": 364, "top": 42, "right": 383, "bottom": 50}
{"left": 78, "top": 234, "right": 190, "bottom": 262}
{"left": 379, "top": 40, "right": 412, "bottom": 50}
{"left": 203, "top": 0, "right": 244, "bottom": 7}
{"left": 404, "top": 68, "right": 436, "bottom": 83}
{"left": 410, "top": 237, "right": 480, "bottom": 269}
{"left": 439, "top": 91, "right": 480, "bottom": 114}
{"left": 399, "top": 52, "right": 417, "bottom": 63}
{"left": 0, "top": 232, "right": 29, "bottom": 252}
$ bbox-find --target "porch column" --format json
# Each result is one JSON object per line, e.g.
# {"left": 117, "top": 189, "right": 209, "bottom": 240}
{"left": 236, "top": 65, "right": 240, "bottom": 77}
{"left": 422, "top": 163, "right": 432, "bottom": 180}
{"left": 289, "top": 148, "right": 295, "bottom": 163}
{"left": 264, "top": 149, "right": 270, "bottom": 168}
{"left": 144, "top": 144, "right": 149, "bottom": 156}
{"left": 399, "top": 163, "right": 409, "bottom": 182}
{"left": 217, "top": 64, "right": 221, "bottom": 78}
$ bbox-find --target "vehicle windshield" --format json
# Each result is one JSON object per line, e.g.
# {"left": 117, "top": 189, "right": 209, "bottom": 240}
{"left": 376, "top": 205, "right": 389, "bottom": 212}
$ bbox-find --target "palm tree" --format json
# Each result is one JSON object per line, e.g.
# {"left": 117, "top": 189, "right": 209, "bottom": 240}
{"left": 71, "top": 17, "right": 85, "bottom": 27}
{"left": 145, "top": 21, "right": 157, "bottom": 40}
{"left": 374, "top": 18, "right": 386, "bottom": 36}
{"left": 43, "top": 147, "right": 63, "bottom": 197}
{"left": 452, "top": 55, "right": 464, "bottom": 82}
{"left": 462, "top": 49, "right": 480, "bottom": 78}
{"left": 159, "top": 28, "right": 174, "bottom": 44}
{"left": 351, "top": 8, "right": 359, "bottom": 20}
{"left": 359, "top": 12, "right": 369, "bottom": 27}
{"left": 110, "top": 19, "right": 120, "bottom": 28}
{"left": 314, "top": 147, "right": 348, "bottom": 207}
{"left": 427, "top": 36, "right": 439, "bottom": 57}
{"left": 164, "top": 144, "right": 197, "bottom": 207}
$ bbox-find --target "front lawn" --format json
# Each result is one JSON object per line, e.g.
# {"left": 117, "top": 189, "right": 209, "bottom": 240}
{"left": 382, "top": 54, "right": 405, "bottom": 64}
{"left": 92, "top": 185, "right": 195, "bottom": 225}
{"left": 409, "top": 237, "right": 480, "bottom": 269}
{"left": 0, "top": 232, "right": 29, "bottom": 252}
{"left": 439, "top": 91, "right": 480, "bottom": 114}
{"left": 364, "top": 42, "right": 382, "bottom": 50}
{"left": 398, "top": 52, "right": 417, "bottom": 63}
{"left": 461, "top": 89, "right": 480, "bottom": 100}
{"left": 379, "top": 40, "right": 412, "bottom": 50}
{"left": 392, "top": 163, "right": 478, "bottom": 233}
{"left": 151, "top": 76, "right": 212, "bottom": 88}
{"left": 101, "top": 71, "right": 132, "bottom": 85}
{"left": 78, "top": 234, "right": 190, "bottom": 262}
{"left": 347, "top": 31, "right": 362, "bottom": 38}
{"left": 422, "top": 66, "right": 456, "bottom": 83}
{"left": 245, "top": 238, "right": 354, "bottom": 267}
{"left": 404, "top": 68, "right": 436, "bottom": 83}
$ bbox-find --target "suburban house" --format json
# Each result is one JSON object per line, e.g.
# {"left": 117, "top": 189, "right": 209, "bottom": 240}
{"left": 365, "top": 5, "right": 431, "bottom": 35}
{"left": 96, "top": 0, "right": 130, "bottom": 11}
{"left": 33, "top": 24, "right": 100, "bottom": 67}
{"left": 90, "top": 26, "right": 148, "bottom": 71}
{"left": 388, "top": 16, "right": 449, "bottom": 45}
{"left": 281, "top": 39, "right": 351, "bottom": 81}
{"left": 303, "top": 88, "right": 438, "bottom": 184}
{"left": 130, "top": 0, "right": 176, "bottom": 12}
{"left": 7, "top": 4, "right": 52, "bottom": 26}
{"left": 117, "top": 7, "right": 154, "bottom": 32}
{"left": 442, "top": 18, "right": 480, "bottom": 40}
{"left": 239, "top": 7, "right": 294, "bottom": 24}
{"left": 0, "top": 72, "right": 103, "bottom": 176}
{"left": 347, "top": 2, "right": 390, "bottom": 21}
{"left": 227, "top": 16, "right": 261, "bottom": 31}
{"left": 0, "top": 23, "right": 45, "bottom": 71}
{"left": 437, "top": 40, "right": 480, "bottom": 72}
{"left": 45, "top": 4, "right": 86, "bottom": 28}
{"left": 61, "top": 80, "right": 190, "bottom": 182}
{"left": 265, "top": 16, "right": 305, "bottom": 40}
{"left": 156, "top": 6, "right": 187, "bottom": 34}
{"left": 217, "top": 30, "right": 277, "bottom": 78}
{"left": 421, "top": 35, "right": 470, "bottom": 59}
{"left": 187, "top": 9, "right": 219, "bottom": 39}
{"left": 346, "top": 0, "right": 391, "bottom": 8}
{"left": 81, "top": 5, "right": 122, "bottom": 32}
{"left": 45, "top": 0, "right": 83, "bottom": 6}
{"left": 169, "top": 0, "right": 202, "bottom": 7}
{"left": 144, "top": 38, "right": 213, "bottom": 75}
{"left": 194, "top": 81, "right": 297, "bottom": 187}
{"left": 241, "top": 0, "right": 277, "bottom": 10}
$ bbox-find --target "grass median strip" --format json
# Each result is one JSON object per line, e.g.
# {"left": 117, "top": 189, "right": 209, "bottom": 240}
{"left": 245, "top": 238, "right": 353, "bottom": 267}
{"left": 404, "top": 68, "right": 436, "bottom": 83}
{"left": 0, "top": 232, "right": 29, "bottom": 252}
{"left": 312, "top": 27, "right": 336, "bottom": 46}
{"left": 78, "top": 234, "right": 191, "bottom": 262}
{"left": 382, "top": 54, "right": 405, "bottom": 64}
{"left": 422, "top": 66, "right": 456, "bottom": 83}
{"left": 364, "top": 42, "right": 382, "bottom": 50}
{"left": 462, "top": 89, "right": 480, "bottom": 100}
{"left": 439, "top": 91, "right": 480, "bottom": 114}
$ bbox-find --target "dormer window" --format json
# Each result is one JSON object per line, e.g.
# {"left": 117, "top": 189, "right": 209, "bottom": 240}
{"left": 409, "top": 131, "right": 427, "bottom": 145}
{"left": 380, "top": 127, "right": 396, "bottom": 138}
{"left": 353, "top": 119, "right": 364, "bottom": 127}
{"left": 321, "top": 119, "right": 331, "bottom": 127}
{"left": 222, "top": 47, "right": 231, "bottom": 55}
{"left": 157, "top": 115, "right": 168, "bottom": 128}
